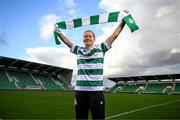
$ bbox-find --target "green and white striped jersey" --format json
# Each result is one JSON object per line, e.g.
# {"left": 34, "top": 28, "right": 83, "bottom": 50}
{"left": 71, "top": 41, "right": 111, "bottom": 91}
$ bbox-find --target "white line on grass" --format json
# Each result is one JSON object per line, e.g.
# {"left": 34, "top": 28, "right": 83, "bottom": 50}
{"left": 106, "top": 99, "right": 180, "bottom": 120}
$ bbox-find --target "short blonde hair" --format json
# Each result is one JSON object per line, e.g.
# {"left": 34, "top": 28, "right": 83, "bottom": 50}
{"left": 84, "top": 30, "right": 95, "bottom": 39}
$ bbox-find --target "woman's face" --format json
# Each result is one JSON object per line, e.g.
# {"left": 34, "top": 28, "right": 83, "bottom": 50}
{"left": 83, "top": 31, "right": 95, "bottom": 47}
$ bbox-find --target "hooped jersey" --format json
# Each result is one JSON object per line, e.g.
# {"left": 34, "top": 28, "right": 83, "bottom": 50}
{"left": 71, "top": 41, "right": 111, "bottom": 91}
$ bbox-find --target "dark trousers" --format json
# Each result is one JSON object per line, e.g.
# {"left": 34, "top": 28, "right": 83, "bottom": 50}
{"left": 75, "top": 91, "right": 105, "bottom": 120}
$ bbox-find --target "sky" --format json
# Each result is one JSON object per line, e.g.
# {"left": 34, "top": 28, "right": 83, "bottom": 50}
{"left": 1, "top": 0, "right": 180, "bottom": 86}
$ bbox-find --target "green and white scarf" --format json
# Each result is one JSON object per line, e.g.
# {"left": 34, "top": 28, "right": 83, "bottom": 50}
{"left": 54, "top": 11, "right": 139, "bottom": 45}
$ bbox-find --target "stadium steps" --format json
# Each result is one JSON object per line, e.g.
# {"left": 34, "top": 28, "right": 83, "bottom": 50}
{"left": 36, "top": 79, "right": 46, "bottom": 90}
{"left": 0, "top": 69, "right": 16, "bottom": 89}
{"left": 5, "top": 69, "right": 13, "bottom": 82}
{"left": 110, "top": 84, "right": 119, "bottom": 92}
{"left": 54, "top": 76, "right": 69, "bottom": 90}
{"left": 57, "top": 74, "right": 70, "bottom": 89}
{"left": 135, "top": 84, "right": 146, "bottom": 93}
{"left": 5, "top": 69, "right": 19, "bottom": 89}
{"left": 116, "top": 86, "right": 124, "bottom": 92}
{"left": 33, "top": 74, "right": 63, "bottom": 90}
{"left": 51, "top": 76, "right": 71, "bottom": 90}
{"left": 29, "top": 72, "right": 39, "bottom": 84}
{"left": 142, "top": 84, "right": 169, "bottom": 93}
{"left": 120, "top": 84, "right": 140, "bottom": 93}
{"left": 12, "top": 77, "right": 20, "bottom": 89}
{"left": 7, "top": 70, "right": 40, "bottom": 89}
{"left": 174, "top": 83, "right": 180, "bottom": 92}
{"left": 48, "top": 75, "right": 58, "bottom": 85}
{"left": 49, "top": 75, "right": 65, "bottom": 90}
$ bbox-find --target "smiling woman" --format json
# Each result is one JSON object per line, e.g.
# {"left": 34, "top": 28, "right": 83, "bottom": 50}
{"left": 53, "top": 9, "right": 129, "bottom": 118}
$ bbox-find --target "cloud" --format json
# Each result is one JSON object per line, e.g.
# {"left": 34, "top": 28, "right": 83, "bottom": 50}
{"left": 98, "top": 0, "right": 180, "bottom": 76}
{"left": 0, "top": 32, "right": 8, "bottom": 47}
{"left": 38, "top": 0, "right": 79, "bottom": 41}
{"left": 39, "top": 14, "right": 60, "bottom": 40}
{"left": 63, "top": 0, "right": 79, "bottom": 17}
{"left": 170, "top": 48, "right": 180, "bottom": 54}
{"left": 26, "top": 47, "right": 76, "bottom": 70}
{"left": 58, "top": 0, "right": 80, "bottom": 18}
{"left": 36, "top": 0, "right": 180, "bottom": 79}
{"left": 64, "top": 0, "right": 76, "bottom": 8}
{"left": 155, "top": 4, "right": 175, "bottom": 18}
{"left": 68, "top": 9, "right": 76, "bottom": 16}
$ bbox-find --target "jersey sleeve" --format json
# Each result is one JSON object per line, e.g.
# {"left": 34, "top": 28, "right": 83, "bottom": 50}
{"left": 70, "top": 45, "right": 79, "bottom": 55}
{"left": 100, "top": 40, "right": 111, "bottom": 53}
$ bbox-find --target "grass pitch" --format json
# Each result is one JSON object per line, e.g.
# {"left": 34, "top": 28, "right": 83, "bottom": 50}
{"left": 0, "top": 90, "right": 180, "bottom": 119}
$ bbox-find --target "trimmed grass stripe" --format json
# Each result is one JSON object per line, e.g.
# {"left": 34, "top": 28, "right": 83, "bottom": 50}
{"left": 0, "top": 91, "right": 180, "bottom": 119}
{"left": 106, "top": 99, "right": 180, "bottom": 120}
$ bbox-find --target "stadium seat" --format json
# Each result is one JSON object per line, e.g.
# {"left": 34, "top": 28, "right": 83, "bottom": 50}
{"left": 0, "top": 69, "right": 16, "bottom": 89}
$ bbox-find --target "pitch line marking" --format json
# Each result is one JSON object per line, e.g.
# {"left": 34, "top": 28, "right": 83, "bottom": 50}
{"left": 106, "top": 99, "right": 180, "bottom": 120}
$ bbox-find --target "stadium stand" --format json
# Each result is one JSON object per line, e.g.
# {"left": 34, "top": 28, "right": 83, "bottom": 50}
{"left": 111, "top": 82, "right": 146, "bottom": 93}
{"left": 33, "top": 73, "right": 63, "bottom": 90}
{"left": 110, "top": 84, "right": 119, "bottom": 92}
{"left": 51, "top": 75, "right": 70, "bottom": 90}
{"left": 109, "top": 74, "right": 180, "bottom": 94}
{"left": 0, "top": 69, "right": 16, "bottom": 89}
{"left": 7, "top": 70, "right": 39, "bottom": 89}
{"left": 0, "top": 56, "right": 73, "bottom": 91}
{"left": 174, "top": 83, "right": 180, "bottom": 92}
{"left": 120, "top": 83, "right": 141, "bottom": 93}
{"left": 141, "top": 83, "right": 172, "bottom": 94}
